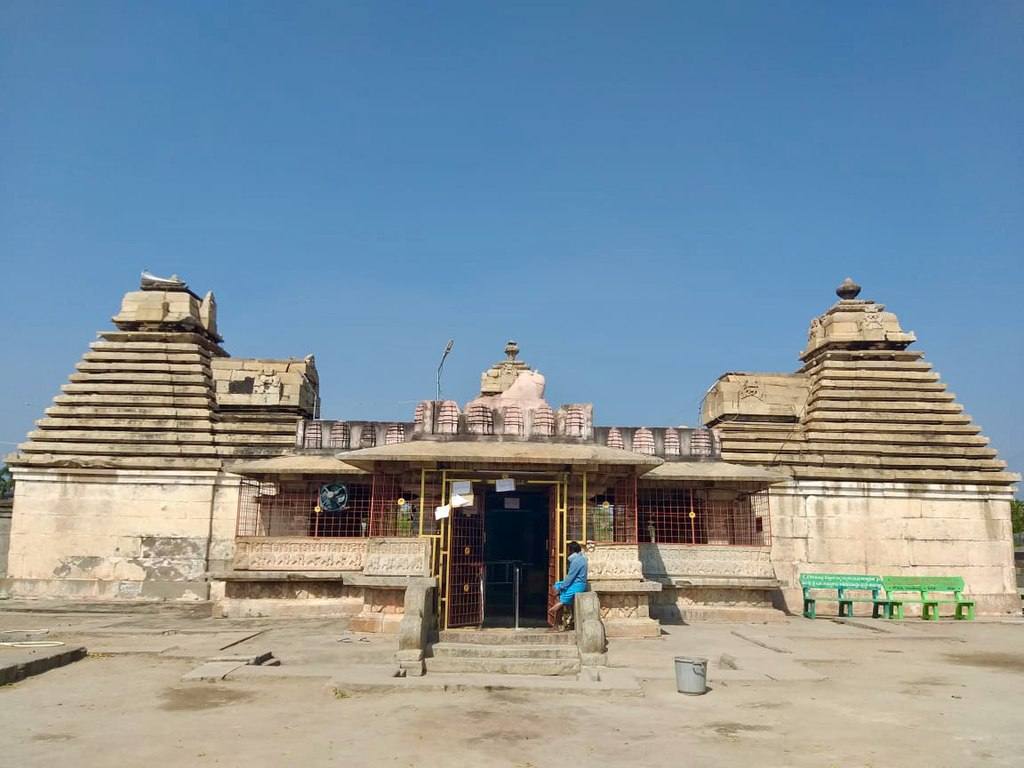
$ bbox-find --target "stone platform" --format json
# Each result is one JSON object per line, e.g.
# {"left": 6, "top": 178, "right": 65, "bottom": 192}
{"left": 0, "top": 643, "right": 87, "bottom": 685}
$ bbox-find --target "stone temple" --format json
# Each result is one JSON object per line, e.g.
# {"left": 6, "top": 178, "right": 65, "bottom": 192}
{"left": 2, "top": 274, "right": 1019, "bottom": 656}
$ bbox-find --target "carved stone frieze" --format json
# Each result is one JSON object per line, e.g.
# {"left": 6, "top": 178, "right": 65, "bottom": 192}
{"left": 233, "top": 537, "right": 367, "bottom": 571}
{"left": 639, "top": 544, "right": 774, "bottom": 578}
{"left": 587, "top": 544, "right": 644, "bottom": 580}
{"left": 363, "top": 538, "right": 431, "bottom": 577}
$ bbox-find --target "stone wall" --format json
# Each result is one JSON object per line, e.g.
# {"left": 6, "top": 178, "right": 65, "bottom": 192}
{"left": 3, "top": 468, "right": 218, "bottom": 600}
{"left": 769, "top": 480, "right": 1019, "bottom": 614}
{"left": 214, "top": 578, "right": 418, "bottom": 630}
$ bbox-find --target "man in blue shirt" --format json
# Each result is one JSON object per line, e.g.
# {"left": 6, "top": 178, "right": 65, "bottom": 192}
{"left": 548, "top": 541, "right": 588, "bottom": 629}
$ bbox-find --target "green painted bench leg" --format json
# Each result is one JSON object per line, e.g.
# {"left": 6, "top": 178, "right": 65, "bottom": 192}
{"left": 955, "top": 603, "right": 976, "bottom": 621}
{"left": 923, "top": 601, "right": 939, "bottom": 621}
{"left": 872, "top": 601, "right": 886, "bottom": 619}
{"left": 803, "top": 598, "right": 816, "bottom": 619}
{"left": 838, "top": 599, "right": 852, "bottom": 618}
{"left": 890, "top": 602, "right": 903, "bottom": 620}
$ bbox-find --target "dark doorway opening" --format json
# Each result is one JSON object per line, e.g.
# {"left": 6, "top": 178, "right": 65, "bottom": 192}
{"left": 483, "top": 489, "right": 550, "bottom": 628}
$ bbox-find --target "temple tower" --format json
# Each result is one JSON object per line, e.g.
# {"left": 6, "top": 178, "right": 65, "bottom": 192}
{"left": 703, "top": 279, "right": 1019, "bottom": 614}
{"left": 3, "top": 274, "right": 317, "bottom": 599}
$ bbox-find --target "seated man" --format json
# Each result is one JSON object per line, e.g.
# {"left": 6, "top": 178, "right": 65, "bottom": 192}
{"left": 547, "top": 541, "right": 588, "bottom": 629}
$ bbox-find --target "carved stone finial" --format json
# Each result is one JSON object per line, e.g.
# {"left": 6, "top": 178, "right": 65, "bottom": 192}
{"left": 836, "top": 277, "right": 861, "bottom": 300}
{"left": 505, "top": 340, "right": 519, "bottom": 361}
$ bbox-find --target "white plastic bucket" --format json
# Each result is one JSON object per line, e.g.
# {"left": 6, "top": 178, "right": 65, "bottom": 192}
{"left": 674, "top": 656, "right": 708, "bottom": 695}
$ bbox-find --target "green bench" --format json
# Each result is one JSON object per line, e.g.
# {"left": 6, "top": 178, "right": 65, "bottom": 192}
{"left": 799, "top": 573, "right": 888, "bottom": 619}
{"left": 881, "top": 576, "right": 975, "bottom": 621}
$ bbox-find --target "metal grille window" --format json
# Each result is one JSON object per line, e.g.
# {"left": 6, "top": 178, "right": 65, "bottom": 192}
{"left": 419, "top": 473, "right": 443, "bottom": 536}
{"left": 638, "top": 487, "right": 770, "bottom": 546}
{"left": 368, "top": 473, "right": 419, "bottom": 537}
{"left": 569, "top": 476, "right": 638, "bottom": 544}
{"left": 236, "top": 478, "right": 371, "bottom": 538}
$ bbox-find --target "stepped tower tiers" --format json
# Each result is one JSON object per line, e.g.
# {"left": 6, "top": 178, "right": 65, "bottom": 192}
{"left": 3, "top": 273, "right": 318, "bottom": 600}
{"left": 702, "top": 278, "right": 1020, "bottom": 614}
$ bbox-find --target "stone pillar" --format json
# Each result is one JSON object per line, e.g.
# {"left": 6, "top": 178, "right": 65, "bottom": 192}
{"left": 574, "top": 591, "right": 607, "bottom": 667}
{"left": 395, "top": 582, "right": 436, "bottom": 677}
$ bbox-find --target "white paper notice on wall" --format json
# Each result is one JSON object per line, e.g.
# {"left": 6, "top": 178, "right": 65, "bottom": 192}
{"left": 495, "top": 478, "right": 516, "bottom": 493}
{"left": 450, "top": 493, "right": 473, "bottom": 509}
{"left": 452, "top": 481, "right": 472, "bottom": 496}
{"left": 434, "top": 505, "right": 450, "bottom": 521}
{"left": 504, "top": 497, "right": 520, "bottom": 510}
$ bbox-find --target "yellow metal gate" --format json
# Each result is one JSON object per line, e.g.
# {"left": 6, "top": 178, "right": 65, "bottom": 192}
{"left": 432, "top": 471, "right": 570, "bottom": 631}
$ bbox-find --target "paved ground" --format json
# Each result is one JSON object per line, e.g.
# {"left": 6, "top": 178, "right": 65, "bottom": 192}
{"left": 1, "top": 606, "right": 1023, "bottom": 767}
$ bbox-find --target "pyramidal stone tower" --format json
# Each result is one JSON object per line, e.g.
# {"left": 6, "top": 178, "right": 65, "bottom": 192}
{"left": 702, "top": 278, "right": 1019, "bottom": 614}
{"left": 4, "top": 274, "right": 319, "bottom": 600}
{"left": 17, "top": 274, "right": 227, "bottom": 470}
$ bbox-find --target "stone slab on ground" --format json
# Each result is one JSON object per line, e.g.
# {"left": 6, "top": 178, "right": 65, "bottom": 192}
{"left": 0, "top": 599, "right": 213, "bottom": 618}
{"left": 78, "top": 637, "right": 181, "bottom": 655}
{"left": 328, "top": 665, "right": 643, "bottom": 696}
{"left": 207, "top": 650, "right": 275, "bottom": 665}
{"left": 0, "top": 645, "right": 87, "bottom": 685}
{"left": 180, "top": 661, "right": 247, "bottom": 682}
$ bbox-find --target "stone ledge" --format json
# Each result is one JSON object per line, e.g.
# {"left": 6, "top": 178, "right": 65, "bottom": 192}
{"left": 212, "top": 571, "right": 435, "bottom": 590}
{"left": 602, "top": 617, "right": 660, "bottom": 638}
{"left": 211, "top": 570, "right": 352, "bottom": 581}
{"left": 344, "top": 574, "right": 435, "bottom": 589}
{"left": 661, "top": 576, "right": 781, "bottom": 589}
{"left": 0, "top": 645, "right": 88, "bottom": 686}
{"left": 589, "top": 579, "right": 662, "bottom": 593}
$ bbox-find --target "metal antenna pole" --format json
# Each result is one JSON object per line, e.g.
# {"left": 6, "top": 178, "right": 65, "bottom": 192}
{"left": 436, "top": 339, "right": 454, "bottom": 402}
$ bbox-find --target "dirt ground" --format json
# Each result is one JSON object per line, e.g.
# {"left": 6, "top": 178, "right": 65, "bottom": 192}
{"left": 1, "top": 607, "right": 1023, "bottom": 768}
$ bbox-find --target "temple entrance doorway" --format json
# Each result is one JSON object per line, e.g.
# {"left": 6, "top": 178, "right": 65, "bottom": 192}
{"left": 482, "top": 488, "right": 550, "bottom": 628}
{"left": 442, "top": 474, "right": 568, "bottom": 631}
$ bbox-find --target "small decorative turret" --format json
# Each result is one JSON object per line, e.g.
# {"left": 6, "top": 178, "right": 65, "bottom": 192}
{"left": 800, "top": 278, "right": 916, "bottom": 361}
{"left": 836, "top": 276, "right": 862, "bottom": 300}
{"left": 479, "top": 340, "right": 531, "bottom": 395}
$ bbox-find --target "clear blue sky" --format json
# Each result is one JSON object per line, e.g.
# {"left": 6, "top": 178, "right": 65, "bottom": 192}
{"left": 2, "top": 2, "right": 1022, "bottom": 478}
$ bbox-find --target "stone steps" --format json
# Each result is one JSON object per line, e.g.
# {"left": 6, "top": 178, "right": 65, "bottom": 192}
{"left": 432, "top": 642, "right": 579, "bottom": 660}
{"left": 428, "top": 630, "right": 581, "bottom": 675}
{"left": 439, "top": 629, "right": 576, "bottom": 645}
{"left": 428, "top": 630, "right": 581, "bottom": 679}
{"left": 425, "top": 656, "right": 581, "bottom": 676}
